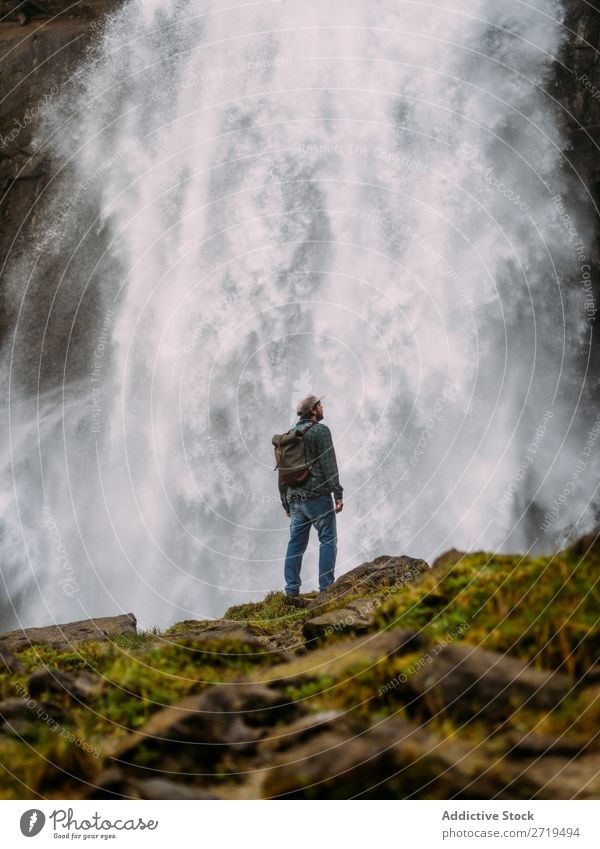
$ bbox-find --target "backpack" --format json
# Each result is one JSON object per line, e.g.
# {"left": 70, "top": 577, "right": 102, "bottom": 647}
{"left": 272, "top": 421, "right": 317, "bottom": 487}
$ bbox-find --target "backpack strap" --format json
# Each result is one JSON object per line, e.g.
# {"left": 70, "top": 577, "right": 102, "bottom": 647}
{"left": 295, "top": 420, "right": 318, "bottom": 436}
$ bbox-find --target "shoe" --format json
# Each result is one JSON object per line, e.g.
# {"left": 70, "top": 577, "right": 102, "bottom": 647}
{"left": 283, "top": 594, "right": 311, "bottom": 609}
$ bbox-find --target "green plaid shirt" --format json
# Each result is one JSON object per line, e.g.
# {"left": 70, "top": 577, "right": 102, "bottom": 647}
{"left": 278, "top": 416, "right": 343, "bottom": 511}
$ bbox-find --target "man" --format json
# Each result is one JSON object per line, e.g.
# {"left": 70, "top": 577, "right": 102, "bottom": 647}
{"left": 279, "top": 394, "right": 344, "bottom": 601}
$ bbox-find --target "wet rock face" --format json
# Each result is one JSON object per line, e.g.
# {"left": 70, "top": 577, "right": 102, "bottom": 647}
{"left": 553, "top": 1, "right": 600, "bottom": 356}
{"left": 557, "top": 2, "right": 600, "bottom": 171}
{"left": 0, "top": 1, "right": 119, "bottom": 203}
{"left": 0, "top": 0, "right": 121, "bottom": 379}
{"left": 0, "top": 0, "right": 103, "bottom": 25}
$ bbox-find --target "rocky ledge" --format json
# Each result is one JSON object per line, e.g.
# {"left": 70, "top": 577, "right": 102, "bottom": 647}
{"left": 0, "top": 539, "right": 598, "bottom": 799}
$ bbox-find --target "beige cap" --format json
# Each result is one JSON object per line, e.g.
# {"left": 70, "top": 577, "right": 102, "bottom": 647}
{"left": 296, "top": 394, "right": 325, "bottom": 416}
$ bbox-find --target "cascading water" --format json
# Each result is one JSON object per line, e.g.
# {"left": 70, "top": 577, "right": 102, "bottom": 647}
{"left": 1, "top": 0, "right": 598, "bottom": 631}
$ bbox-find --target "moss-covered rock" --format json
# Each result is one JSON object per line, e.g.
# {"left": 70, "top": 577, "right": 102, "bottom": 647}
{"left": 0, "top": 614, "right": 137, "bottom": 652}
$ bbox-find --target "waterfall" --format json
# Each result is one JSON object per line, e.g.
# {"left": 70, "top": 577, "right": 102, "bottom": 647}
{"left": 1, "top": 0, "right": 598, "bottom": 631}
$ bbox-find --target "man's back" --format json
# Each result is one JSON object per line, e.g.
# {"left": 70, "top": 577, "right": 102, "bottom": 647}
{"left": 283, "top": 416, "right": 343, "bottom": 502}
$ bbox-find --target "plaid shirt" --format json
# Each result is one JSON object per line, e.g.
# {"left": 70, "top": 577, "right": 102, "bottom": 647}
{"left": 278, "top": 416, "right": 343, "bottom": 511}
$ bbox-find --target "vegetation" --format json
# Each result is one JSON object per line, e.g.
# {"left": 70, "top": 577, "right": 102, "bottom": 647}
{"left": 0, "top": 536, "right": 597, "bottom": 798}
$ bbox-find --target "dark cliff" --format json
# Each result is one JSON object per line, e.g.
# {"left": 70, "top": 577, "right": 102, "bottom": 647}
{"left": 0, "top": 0, "right": 119, "bottom": 264}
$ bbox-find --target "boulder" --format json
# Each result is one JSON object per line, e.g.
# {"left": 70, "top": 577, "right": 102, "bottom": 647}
{"left": 500, "top": 729, "right": 596, "bottom": 758}
{"left": 0, "top": 613, "right": 137, "bottom": 652}
{"left": 565, "top": 528, "right": 600, "bottom": 558}
{"left": 28, "top": 668, "right": 103, "bottom": 701}
{"left": 152, "top": 628, "right": 292, "bottom": 663}
{"left": 302, "top": 598, "right": 380, "bottom": 645}
{"left": 108, "top": 682, "right": 301, "bottom": 771}
{"left": 0, "top": 646, "right": 25, "bottom": 674}
{"left": 321, "top": 555, "right": 428, "bottom": 600}
{"left": 262, "top": 715, "right": 505, "bottom": 799}
{"left": 256, "top": 710, "right": 346, "bottom": 758}
{"left": 257, "top": 627, "right": 428, "bottom": 688}
{"left": 408, "top": 643, "right": 571, "bottom": 722}
{"left": 500, "top": 751, "right": 600, "bottom": 799}
{"left": 578, "top": 664, "right": 600, "bottom": 687}
{"left": 86, "top": 768, "right": 217, "bottom": 800}
{"left": 166, "top": 619, "right": 258, "bottom": 637}
{"left": 261, "top": 711, "right": 600, "bottom": 799}
{"left": 430, "top": 548, "right": 468, "bottom": 572}
{"left": 0, "top": 697, "right": 69, "bottom": 733}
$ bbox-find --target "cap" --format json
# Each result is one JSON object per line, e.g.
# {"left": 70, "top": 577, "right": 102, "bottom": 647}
{"left": 296, "top": 394, "right": 325, "bottom": 416}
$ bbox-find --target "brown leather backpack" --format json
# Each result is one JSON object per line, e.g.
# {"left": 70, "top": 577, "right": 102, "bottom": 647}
{"left": 272, "top": 421, "right": 317, "bottom": 486}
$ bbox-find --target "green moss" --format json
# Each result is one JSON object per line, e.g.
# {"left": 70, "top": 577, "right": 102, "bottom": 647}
{"left": 1, "top": 538, "right": 598, "bottom": 799}
{"left": 82, "top": 634, "right": 285, "bottom": 736}
{"left": 164, "top": 620, "right": 216, "bottom": 636}
{"left": 377, "top": 547, "right": 600, "bottom": 676}
{"left": 509, "top": 686, "right": 600, "bottom": 741}
{"left": 14, "top": 643, "right": 110, "bottom": 674}
{"left": 0, "top": 718, "right": 100, "bottom": 800}
{"left": 225, "top": 591, "right": 313, "bottom": 626}
{"left": 282, "top": 675, "right": 337, "bottom": 702}
{"left": 110, "top": 629, "right": 161, "bottom": 650}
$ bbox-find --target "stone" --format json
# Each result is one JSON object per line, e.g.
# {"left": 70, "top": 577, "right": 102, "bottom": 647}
{"left": 565, "top": 528, "right": 600, "bottom": 558}
{"left": 302, "top": 597, "right": 380, "bottom": 645}
{"left": 28, "top": 668, "right": 103, "bottom": 701}
{"left": 86, "top": 768, "right": 217, "bottom": 800}
{"left": 261, "top": 716, "right": 505, "bottom": 799}
{"left": 431, "top": 548, "right": 468, "bottom": 573}
{"left": 153, "top": 628, "right": 292, "bottom": 663}
{"left": 0, "top": 613, "right": 137, "bottom": 652}
{"left": 256, "top": 710, "right": 346, "bottom": 758}
{"left": 579, "top": 682, "right": 600, "bottom": 706}
{"left": 0, "top": 646, "right": 25, "bottom": 674}
{"left": 0, "top": 697, "right": 69, "bottom": 733}
{"left": 408, "top": 643, "right": 570, "bottom": 722}
{"left": 321, "top": 555, "right": 429, "bottom": 600}
{"left": 501, "top": 751, "right": 600, "bottom": 799}
{"left": 500, "top": 729, "right": 597, "bottom": 758}
{"left": 166, "top": 619, "right": 257, "bottom": 637}
{"left": 132, "top": 778, "right": 218, "bottom": 800}
{"left": 577, "top": 663, "right": 600, "bottom": 687}
{"left": 256, "top": 627, "right": 429, "bottom": 688}
{"left": 263, "top": 720, "right": 600, "bottom": 799}
{"left": 108, "top": 682, "right": 300, "bottom": 771}
{"left": 262, "top": 712, "right": 600, "bottom": 799}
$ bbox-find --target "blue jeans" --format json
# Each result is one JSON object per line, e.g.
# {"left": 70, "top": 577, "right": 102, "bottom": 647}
{"left": 284, "top": 494, "right": 337, "bottom": 595}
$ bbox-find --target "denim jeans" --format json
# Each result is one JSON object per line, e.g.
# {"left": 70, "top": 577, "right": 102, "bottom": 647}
{"left": 284, "top": 493, "right": 337, "bottom": 595}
